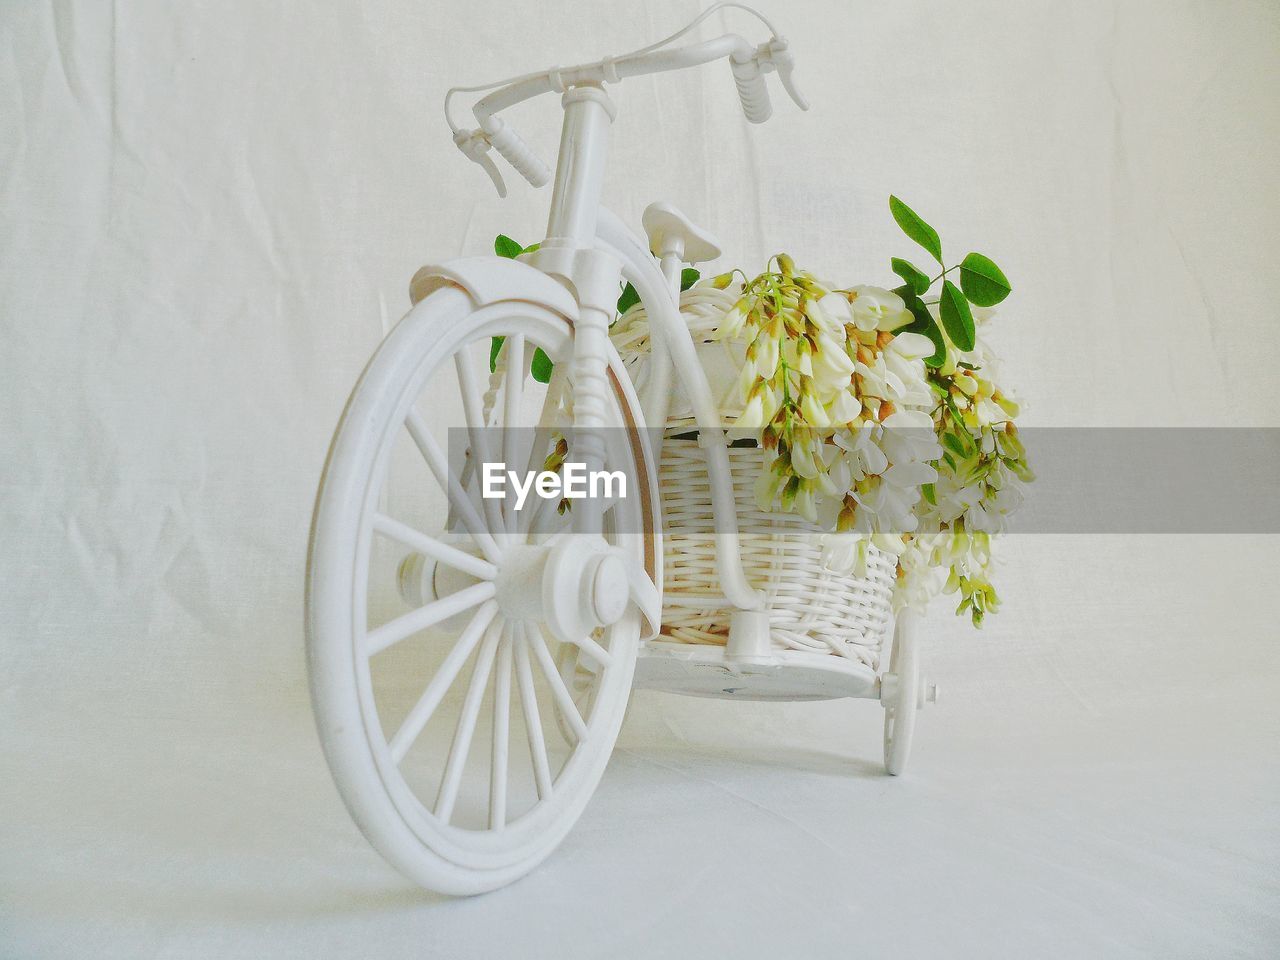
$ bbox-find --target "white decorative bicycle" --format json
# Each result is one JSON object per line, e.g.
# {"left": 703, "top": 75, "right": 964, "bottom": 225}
{"left": 306, "top": 3, "right": 934, "bottom": 896}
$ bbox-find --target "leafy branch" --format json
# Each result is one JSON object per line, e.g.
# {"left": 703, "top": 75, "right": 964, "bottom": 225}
{"left": 885, "top": 196, "right": 1011, "bottom": 369}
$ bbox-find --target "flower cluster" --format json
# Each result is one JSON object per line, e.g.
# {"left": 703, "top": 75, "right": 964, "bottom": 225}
{"left": 713, "top": 196, "right": 1030, "bottom": 627}
{"left": 501, "top": 196, "right": 1030, "bottom": 629}
{"left": 906, "top": 310, "right": 1032, "bottom": 624}
{"left": 711, "top": 257, "right": 941, "bottom": 536}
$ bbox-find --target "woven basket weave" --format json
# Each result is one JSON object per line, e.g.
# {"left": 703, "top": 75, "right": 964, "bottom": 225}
{"left": 656, "top": 419, "right": 896, "bottom": 668}
{"left": 612, "top": 287, "right": 898, "bottom": 669}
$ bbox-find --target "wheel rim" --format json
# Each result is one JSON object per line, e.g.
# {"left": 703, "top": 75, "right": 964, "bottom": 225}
{"left": 308, "top": 292, "right": 646, "bottom": 887}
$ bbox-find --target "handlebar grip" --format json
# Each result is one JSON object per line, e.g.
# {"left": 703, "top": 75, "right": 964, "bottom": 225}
{"left": 730, "top": 58, "right": 772, "bottom": 124}
{"left": 481, "top": 117, "right": 551, "bottom": 188}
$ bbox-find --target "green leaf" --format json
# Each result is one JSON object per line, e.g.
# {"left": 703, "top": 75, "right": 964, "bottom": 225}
{"left": 959, "top": 252, "right": 1011, "bottom": 307}
{"left": 615, "top": 270, "right": 695, "bottom": 315}
{"left": 531, "top": 347, "right": 553, "bottom": 383}
{"left": 494, "top": 234, "right": 523, "bottom": 259}
{"left": 494, "top": 333, "right": 553, "bottom": 381}
{"left": 940, "top": 280, "right": 976, "bottom": 351}
{"left": 889, "top": 196, "right": 943, "bottom": 265}
{"left": 921, "top": 482, "right": 936, "bottom": 505}
{"left": 617, "top": 282, "right": 640, "bottom": 315}
{"left": 891, "top": 257, "right": 931, "bottom": 296}
{"left": 942, "top": 432, "right": 969, "bottom": 457}
{"left": 894, "top": 285, "right": 947, "bottom": 368}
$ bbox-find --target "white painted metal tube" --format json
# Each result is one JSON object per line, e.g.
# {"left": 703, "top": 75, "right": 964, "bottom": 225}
{"left": 545, "top": 89, "right": 613, "bottom": 245}
{"left": 471, "top": 34, "right": 752, "bottom": 127}
{"left": 596, "top": 208, "right": 764, "bottom": 612}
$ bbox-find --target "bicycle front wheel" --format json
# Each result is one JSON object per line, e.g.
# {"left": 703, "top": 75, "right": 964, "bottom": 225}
{"left": 306, "top": 284, "right": 648, "bottom": 895}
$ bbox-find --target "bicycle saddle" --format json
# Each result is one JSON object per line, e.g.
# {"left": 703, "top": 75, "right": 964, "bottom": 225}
{"left": 642, "top": 202, "right": 723, "bottom": 264}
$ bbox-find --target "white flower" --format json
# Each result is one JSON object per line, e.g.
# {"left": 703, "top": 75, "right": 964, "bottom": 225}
{"left": 752, "top": 333, "right": 780, "bottom": 380}
{"left": 871, "top": 532, "right": 908, "bottom": 556}
{"left": 735, "top": 391, "right": 768, "bottom": 430}
{"left": 931, "top": 478, "right": 983, "bottom": 525}
{"left": 883, "top": 459, "right": 938, "bottom": 489}
{"left": 848, "top": 286, "right": 912, "bottom": 332}
{"left": 824, "top": 387, "right": 862, "bottom": 425}
{"left": 955, "top": 481, "right": 1023, "bottom": 534}
{"left": 880, "top": 409, "right": 942, "bottom": 466}
{"left": 991, "top": 483, "right": 1024, "bottom": 518}
{"left": 833, "top": 421, "right": 888, "bottom": 482}
{"left": 966, "top": 501, "right": 996, "bottom": 532}
{"left": 893, "top": 538, "right": 947, "bottom": 612}
{"left": 885, "top": 360, "right": 933, "bottom": 410}
{"left": 858, "top": 476, "right": 921, "bottom": 533}
{"left": 734, "top": 357, "right": 757, "bottom": 400}
{"left": 789, "top": 433, "right": 824, "bottom": 479}
{"left": 850, "top": 336, "right": 930, "bottom": 409}
{"left": 885, "top": 332, "right": 934, "bottom": 360}
{"left": 854, "top": 356, "right": 891, "bottom": 400}
{"left": 973, "top": 397, "right": 1004, "bottom": 427}
{"left": 821, "top": 532, "right": 869, "bottom": 576}
{"left": 817, "top": 292, "right": 853, "bottom": 332}
{"left": 754, "top": 466, "right": 785, "bottom": 511}
{"left": 805, "top": 296, "right": 844, "bottom": 338}
{"left": 793, "top": 483, "right": 818, "bottom": 523}
{"left": 810, "top": 333, "right": 856, "bottom": 391}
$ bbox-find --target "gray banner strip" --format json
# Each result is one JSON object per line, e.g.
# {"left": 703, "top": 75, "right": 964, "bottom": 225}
{"left": 446, "top": 427, "right": 1280, "bottom": 534}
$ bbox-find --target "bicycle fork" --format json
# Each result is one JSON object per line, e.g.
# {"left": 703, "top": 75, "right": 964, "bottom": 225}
{"left": 529, "top": 84, "right": 766, "bottom": 619}
{"left": 527, "top": 85, "right": 622, "bottom": 537}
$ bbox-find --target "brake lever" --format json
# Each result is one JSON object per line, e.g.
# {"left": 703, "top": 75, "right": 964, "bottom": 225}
{"left": 453, "top": 129, "right": 508, "bottom": 198}
{"left": 766, "top": 38, "right": 810, "bottom": 111}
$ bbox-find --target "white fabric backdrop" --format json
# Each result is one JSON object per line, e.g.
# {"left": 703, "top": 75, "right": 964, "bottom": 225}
{"left": 2, "top": 1, "right": 1278, "bottom": 957}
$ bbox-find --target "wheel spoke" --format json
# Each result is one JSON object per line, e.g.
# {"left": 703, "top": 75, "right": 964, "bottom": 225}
{"left": 387, "top": 602, "right": 498, "bottom": 764}
{"left": 501, "top": 334, "right": 525, "bottom": 536}
{"left": 404, "top": 411, "right": 501, "bottom": 564}
{"left": 528, "top": 495, "right": 570, "bottom": 541}
{"left": 490, "top": 628, "right": 513, "bottom": 830}
{"left": 455, "top": 350, "right": 507, "bottom": 537}
{"left": 363, "top": 581, "right": 495, "bottom": 658}
{"left": 373, "top": 513, "right": 497, "bottom": 581}
{"left": 527, "top": 623, "right": 588, "bottom": 742}
{"left": 524, "top": 462, "right": 621, "bottom": 541}
{"left": 517, "top": 432, "right": 550, "bottom": 537}
{"left": 513, "top": 625, "right": 553, "bottom": 801}
{"left": 435, "top": 619, "right": 503, "bottom": 825}
{"left": 569, "top": 632, "right": 613, "bottom": 668}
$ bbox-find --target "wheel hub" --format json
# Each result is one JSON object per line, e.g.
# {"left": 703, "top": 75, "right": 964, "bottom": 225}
{"left": 492, "top": 536, "right": 629, "bottom": 643}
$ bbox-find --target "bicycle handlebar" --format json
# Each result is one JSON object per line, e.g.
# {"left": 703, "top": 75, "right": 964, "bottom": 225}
{"left": 481, "top": 116, "right": 552, "bottom": 188}
{"left": 449, "top": 9, "right": 807, "bottom": 195}
{"left": 730, "top": 55, "right": 772, "bottom": 124}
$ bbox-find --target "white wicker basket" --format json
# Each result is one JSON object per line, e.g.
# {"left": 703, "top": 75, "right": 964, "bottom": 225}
{"left": 613, "top": 287, "right": 899, "bottom": 670}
